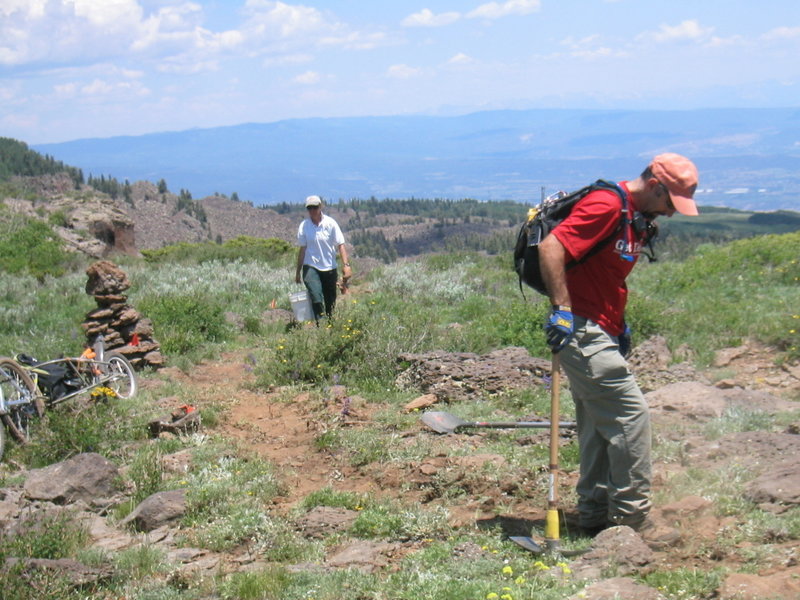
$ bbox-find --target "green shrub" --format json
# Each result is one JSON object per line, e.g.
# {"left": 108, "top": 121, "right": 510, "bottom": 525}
{"left": 142, "top": 236, "right": 293, "bottom": 264}
{"left": 0, "top": 215, "right": 74, "bottom": 279}
{"left": 258, "top": 299, "right": 409, "bottom": 387}
{"left": 137, "top": 293, "right": 230, "bottom": 355}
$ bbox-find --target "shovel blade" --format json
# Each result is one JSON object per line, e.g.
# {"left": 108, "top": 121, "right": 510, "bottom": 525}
{"left": 509, "top": 536, "right": 545, "bottom": 554}
{"left": 420, "top": 411, "right": 466, "bottom": 434}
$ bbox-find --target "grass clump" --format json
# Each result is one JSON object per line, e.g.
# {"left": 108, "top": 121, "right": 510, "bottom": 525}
{"left": 302, "top": 486, "right": 370, "bottom": 511}
{"left": 0, "top": 509, "right": 89, "bottom": 560}
{"left": 641, "top": 567, "right": 725, "bottom": 600}
{"left": 178, "top": 453, "right": 286, "bottom": 553}
{"left": 349, "top": 501, "right": 451, "bottom": 540}
{"left": 18, "top": 397, "right": 150, "bottom": 467}
{"left": 218, "top": 566, "right": 295, "bottom": 600}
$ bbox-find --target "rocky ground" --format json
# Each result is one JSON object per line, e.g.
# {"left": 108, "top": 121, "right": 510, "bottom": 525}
{"left": 1, "top": 334, "right": 798, "bottom": 599}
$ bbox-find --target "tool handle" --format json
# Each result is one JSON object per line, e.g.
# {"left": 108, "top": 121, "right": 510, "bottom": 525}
{"left": 550, "top": 354, "right": 561, "bottom": 468}
{"left": 546, "top": 353, "right": 562, "bottom": 546}
{"left": 465, "top": 421, "right": 575, "bottom": 429}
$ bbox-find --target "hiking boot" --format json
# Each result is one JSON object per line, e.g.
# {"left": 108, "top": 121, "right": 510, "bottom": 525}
{"left": 578, "top": 523, "right": 608, "bottom": 538}
{"left": 629, "top": 516, "right": 681, "bottom": 550}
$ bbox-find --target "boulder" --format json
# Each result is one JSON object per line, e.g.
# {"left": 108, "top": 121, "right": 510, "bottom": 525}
{"left": 569, "top": 526, "right": 654, "bottom": 581}
{"left": 121, "top": 489, "right": 187, "bottom": 532}
{"left": 23, "top": 453, "right": 119, "bottom": 505}
{"left": 570, "top": 577, "right": 666, "bottom": 600}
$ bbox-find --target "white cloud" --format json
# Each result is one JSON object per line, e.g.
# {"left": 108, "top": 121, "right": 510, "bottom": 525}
{"left": 262, "top": 53, "right": 314, "bottom": 67}
{"left": 320, "top": 31, "right": 387, "bottom": 51}
{"left": 402, "top": 8, "right": 461, "bottom": 28}
{"left": 157, "top": 58, "right": 220, "bottom": 74}
{"left": 447, "top": 52, "right": 473, "bottom": 65}
{"left": 0, "top": 0, "right": 214, "bottom": 66}
{"left": 467, "top": 0, "right": 541, "bottom": 20}
{"left": 560, "top": 34, "right": 625, "bottom": 59}
{"left": 649, "top": 20, "right": 714, "bottom": 43}
{"left": 0, "top": 0, "right": 47, "bottom": 18}
{"left": 763, "top": 26, "right": 800, "bottom": 41}
{"left": 293, "top": 70, "right": 320, "bottom": 85}
{"left": 54, "top": 82, "right": 78, "bottom": 98}
{"left": 242, "top": 0, "right": 328, "bottom": 39}
{"left": 71, "top": 0, "right": 144, "bottom": 29}
{"left": 386, "top": 64, "right": 421, "bottom": 79}
{"left": 77, "top": 77, "right": 150, "bottom": 99}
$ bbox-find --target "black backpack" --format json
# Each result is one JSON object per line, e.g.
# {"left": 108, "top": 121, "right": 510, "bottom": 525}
{"left": 513, "top": 179, "right": 631, "bottom": 297}
{"left": 15, "top": 354, "right": 82, "bottom": 401}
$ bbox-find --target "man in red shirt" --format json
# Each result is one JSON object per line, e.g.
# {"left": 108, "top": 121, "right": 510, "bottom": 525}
{"left": 538, "top": 153, "right": 699, "bottom": 548}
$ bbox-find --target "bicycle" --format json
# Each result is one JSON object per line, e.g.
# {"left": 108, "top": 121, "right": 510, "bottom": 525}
{"left": 0, "top": 357, "right": 45, "bottom": 460}
{"left": 17, "top": 348, "right": 137, "bottom": 407}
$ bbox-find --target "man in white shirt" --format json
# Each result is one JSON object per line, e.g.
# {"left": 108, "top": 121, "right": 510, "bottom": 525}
{"left": 295, "top": 195, "right": 352, "bottom": 322}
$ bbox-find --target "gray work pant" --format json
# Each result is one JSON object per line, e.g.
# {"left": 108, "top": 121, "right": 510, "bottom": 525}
{"left": 558, "top": 317, "right": 652, "bottom": 528}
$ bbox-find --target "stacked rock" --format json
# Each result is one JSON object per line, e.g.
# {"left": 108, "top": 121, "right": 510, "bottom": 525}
{"left": 82, "top": 260, "right": 165, "bottom": 369}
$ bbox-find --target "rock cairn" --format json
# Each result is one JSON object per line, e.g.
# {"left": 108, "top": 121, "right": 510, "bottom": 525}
{"left": 82, "top": 260, "right": 164, "bottom": 369}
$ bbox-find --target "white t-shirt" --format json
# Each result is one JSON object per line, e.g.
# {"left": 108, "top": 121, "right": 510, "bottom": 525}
{"left": 297, "top": 214, "right": 345, "bottom": 272}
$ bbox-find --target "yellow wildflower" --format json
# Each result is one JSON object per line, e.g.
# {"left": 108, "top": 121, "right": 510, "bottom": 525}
{"left": 502, "top": 566, "right": 513, "bottom": 576}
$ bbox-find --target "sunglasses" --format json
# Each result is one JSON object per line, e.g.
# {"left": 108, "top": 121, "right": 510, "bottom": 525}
{"left": 656, "top": 181, "right": 675, "bottom": 211}
{"left": 306, "top": 205, "right": 320, "bottom": 210}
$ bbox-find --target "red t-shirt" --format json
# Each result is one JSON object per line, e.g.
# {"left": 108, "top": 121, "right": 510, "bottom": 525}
{"left": 551, "top": 182, "right": 644, "bottom": 337}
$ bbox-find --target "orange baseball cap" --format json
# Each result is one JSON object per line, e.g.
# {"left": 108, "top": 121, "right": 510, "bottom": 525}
{"left": 650, "top": 153, "right": 699, "bottom": 216}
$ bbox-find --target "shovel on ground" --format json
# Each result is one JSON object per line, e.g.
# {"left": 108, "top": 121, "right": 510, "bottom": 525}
{"left": 420, "top": 411, "right": 576, "bottom": 435}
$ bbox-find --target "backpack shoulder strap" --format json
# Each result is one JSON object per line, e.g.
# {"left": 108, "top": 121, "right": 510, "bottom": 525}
{"left": 566, "top": 179, "right": 629, "bottom": 268}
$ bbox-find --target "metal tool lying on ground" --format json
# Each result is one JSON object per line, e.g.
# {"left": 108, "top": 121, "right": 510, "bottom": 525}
{"left": 420, "top": 410, "right": 576, "bottom": 435}
{"left": 509, "top": 353, "right": 586, "bottom": 557}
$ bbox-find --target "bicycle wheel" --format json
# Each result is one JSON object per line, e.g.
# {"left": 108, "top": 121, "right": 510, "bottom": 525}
{"left": 101, "top": 352, "right": 137, "bottom": 399}
{"left": 0, "top": 357, "right": 43, "bottom": 445}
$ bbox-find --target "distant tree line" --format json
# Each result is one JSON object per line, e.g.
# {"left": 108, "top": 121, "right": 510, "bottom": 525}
{"left": 349, "top": 230, "right": 398, "bottom": 263}
{"left": 273, "top": 196, "right": 524, "bottom": 224}
{"left": 0, "top": 137, "right": 83, "bottom": 186}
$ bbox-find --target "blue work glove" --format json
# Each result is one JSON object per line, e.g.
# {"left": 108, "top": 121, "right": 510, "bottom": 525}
{"left": 545, "top": 306, "right": 574, "bottom": 353}
{"left": 618, "top": 322, "right": 632, "bottom": 358}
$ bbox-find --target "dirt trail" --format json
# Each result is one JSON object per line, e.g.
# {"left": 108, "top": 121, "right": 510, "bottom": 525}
{"left": 151, "top": 335, "right": 800, "bottom": 598}
{"left": 156, "top": 354, "right": 387, "bottom": 511}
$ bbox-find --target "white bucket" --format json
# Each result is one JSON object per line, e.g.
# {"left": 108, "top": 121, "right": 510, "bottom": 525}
{"left": 288, "top": 290, "right": 313, "bottom": 322}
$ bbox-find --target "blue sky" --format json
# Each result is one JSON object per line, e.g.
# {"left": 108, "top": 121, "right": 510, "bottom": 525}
{"left": 2, "top": 0, "right": 799, "bottom": 144}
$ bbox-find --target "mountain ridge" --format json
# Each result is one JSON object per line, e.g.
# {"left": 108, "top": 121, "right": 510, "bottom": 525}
{"left": 34, "top": 108, "right": 800, "bottom": 210}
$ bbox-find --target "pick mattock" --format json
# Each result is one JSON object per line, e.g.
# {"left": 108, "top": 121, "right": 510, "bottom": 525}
{"left": 511, "top": 352, "right": 576, "bottom": 554}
